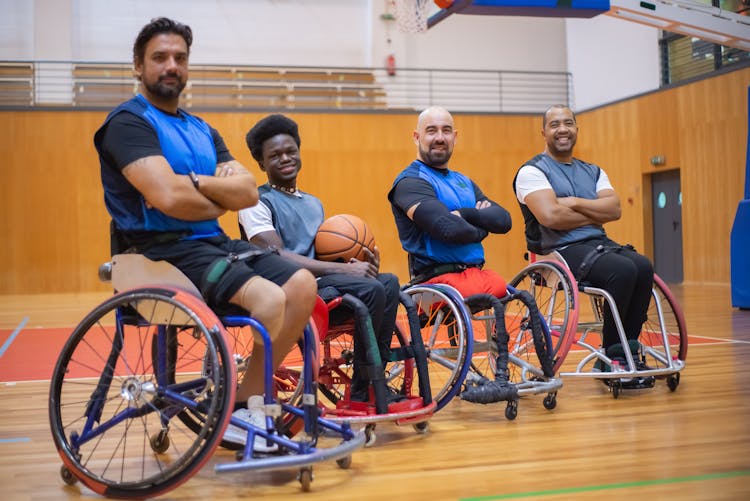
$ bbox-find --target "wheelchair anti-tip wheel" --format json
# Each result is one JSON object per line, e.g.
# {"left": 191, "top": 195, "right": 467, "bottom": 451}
{"left": 49, "top": 287, "right": 235, "bottom": 499}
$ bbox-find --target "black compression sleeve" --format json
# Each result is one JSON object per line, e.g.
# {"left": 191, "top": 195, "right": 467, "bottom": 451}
{"left": 458, "top": 201, "right": 512, "bottom": 234}
{"left": 412, "top": 199, "right": 488, "bottom": 244}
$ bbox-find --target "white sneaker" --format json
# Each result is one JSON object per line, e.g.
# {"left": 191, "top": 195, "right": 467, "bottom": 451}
{"left": 223, "top": 396, "right": 279, "bottom": 452}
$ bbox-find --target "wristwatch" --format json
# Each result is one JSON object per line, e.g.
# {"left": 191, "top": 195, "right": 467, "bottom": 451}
{"left": 188, "top": 171, "right": 200, "bottom": 190}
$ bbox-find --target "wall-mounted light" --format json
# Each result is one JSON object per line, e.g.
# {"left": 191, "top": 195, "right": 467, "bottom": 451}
{"left": 650, "top": 155, "right": 666, "bottom": 166}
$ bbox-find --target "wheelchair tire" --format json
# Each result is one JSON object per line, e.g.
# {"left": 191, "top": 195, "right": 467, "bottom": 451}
{"left": 49, "top": 287, "right": 235, "bottom": 499}
{"left": 509, "top": 260, "right": 578, "bottom": 373}
{"left": 401, "top": 284, "right": 473, "bottom": 411}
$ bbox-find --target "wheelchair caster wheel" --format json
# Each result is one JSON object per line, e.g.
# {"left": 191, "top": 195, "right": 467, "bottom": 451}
{"left": 611, "top": 380, "right": 622, "bottom": 399}
{"left": 543, "top": 393, "right": 557, "bottom": 410}
{"left": 60, "top": 465, "right": 77, "bottom": 486}
{"left": 299, "top": 467, "right": 313, "bottom": 491}
{"left": 505, "top": 400, "right": 518, "bottom": 420}
{"left": 667, "top": 373, "right": 680, "bottom": 392}
{"left": 336, "top": 455, "right": 352, "bottom": 469}
{"left": 364, "top": 424, "right": 377, "bottom": 447}
{"left": 413, "top": 421, "right": 429, "bottom": 434}
{"left": 150, "top": 430, "right": 170, "bottom": 453}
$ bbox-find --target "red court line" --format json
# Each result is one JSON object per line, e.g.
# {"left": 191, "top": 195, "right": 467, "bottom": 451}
{"left": 0, "top": 326, "right": 732, "bottom": 383}
{"left": 0, "top": 327, "right": 72, "bottom": 382}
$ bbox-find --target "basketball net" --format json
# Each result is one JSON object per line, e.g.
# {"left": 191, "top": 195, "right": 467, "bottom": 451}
{"left": 395, "top": 0, "right": 431, "bottom": 34}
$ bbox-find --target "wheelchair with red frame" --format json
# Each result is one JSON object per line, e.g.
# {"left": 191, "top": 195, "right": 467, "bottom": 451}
{"left": 273, "top": 289, "right": 435, "bottom": 447}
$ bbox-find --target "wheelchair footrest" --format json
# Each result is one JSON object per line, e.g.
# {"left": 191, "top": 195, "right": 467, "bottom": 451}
{"left": 460, "top": 379, "right": 519, "bottom": 404}
{"left": 601, "top": 376, "right": 656, "bottom": 390}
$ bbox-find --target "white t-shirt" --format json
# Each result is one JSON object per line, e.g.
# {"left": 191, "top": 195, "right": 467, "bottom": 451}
{"left": 238, "top": 201, "right": 275, "bottom": 240}
{"left": 515, "top": 164, "right": 613, "bottom": 204}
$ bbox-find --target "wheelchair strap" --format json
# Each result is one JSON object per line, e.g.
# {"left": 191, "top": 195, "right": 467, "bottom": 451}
{"left": 577, "top": 243, "right": 635, "bottom": 282}
{"left": 407, "top": 262, "right": 483, "bottom": 288}
{"left": 201, "top": 247, "right": 277, "bottom": 301}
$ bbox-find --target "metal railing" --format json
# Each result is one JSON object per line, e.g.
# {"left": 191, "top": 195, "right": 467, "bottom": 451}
{"left": 0, "top": 61, "right": 573, "bottom": 113}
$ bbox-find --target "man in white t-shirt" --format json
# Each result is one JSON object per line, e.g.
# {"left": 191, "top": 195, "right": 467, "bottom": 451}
{"left": 513, "top": 105, "right": 654, "bottom": 374}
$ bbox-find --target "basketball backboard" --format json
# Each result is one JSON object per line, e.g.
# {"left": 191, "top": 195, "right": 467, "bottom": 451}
{"left": 427, "top": 0, "right": 610, "bottom": 29}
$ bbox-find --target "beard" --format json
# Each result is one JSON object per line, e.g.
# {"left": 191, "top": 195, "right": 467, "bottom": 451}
{"left": 142, "top": 74, "right": 186, "bottom": 100}
{"left": 419, "top": 144, "right": 453, "bottom": 167}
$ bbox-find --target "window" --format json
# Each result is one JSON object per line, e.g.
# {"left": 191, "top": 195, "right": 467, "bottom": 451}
{"left": 659, "top": 0, "right": 749, "bottom": 85}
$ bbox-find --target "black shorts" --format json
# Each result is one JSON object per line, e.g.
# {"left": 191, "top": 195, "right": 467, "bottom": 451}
{"left": 144, "top": 234, "right": 301, "bottom": 309}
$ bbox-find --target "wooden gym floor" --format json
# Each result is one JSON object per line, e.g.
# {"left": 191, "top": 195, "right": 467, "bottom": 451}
{"left": 1, "top": 283, "right": 749, "bottom": 500}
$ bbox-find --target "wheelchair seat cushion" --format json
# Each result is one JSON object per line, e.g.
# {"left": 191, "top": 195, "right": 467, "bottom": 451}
{"left": 423, "top": 267, "right": 507, "bottom": 299}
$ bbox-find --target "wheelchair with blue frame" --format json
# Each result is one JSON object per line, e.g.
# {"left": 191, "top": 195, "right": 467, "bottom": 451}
{"left": 48, "top": 250, "right": 366, "bottom": 498}
{"left": 509, "top": 250, "right": 687, "bottom": 399}
{"left": 399, "top": 258, "right": 563, "bottom": 420}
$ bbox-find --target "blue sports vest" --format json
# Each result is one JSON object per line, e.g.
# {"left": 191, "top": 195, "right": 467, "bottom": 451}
{"left": 258, "top": 184, "right": 324, "bottom": 258}
{"left": 96, "top": 94, "right": 222, "bottom": 236}
{"left": 392, "top": 160, "right": 484, "bottom": 266}
{"left": 514, "top": 153, "right": 606, "bottom": 253}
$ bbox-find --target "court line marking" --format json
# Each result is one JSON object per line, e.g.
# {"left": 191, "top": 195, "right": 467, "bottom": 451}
{"left": 460, "top": 470, "right": 750, "bottom": 500}
{"left": 0, "top": 438, "right": 31, "bottom": 444}
{"left": 0, "top": 317, "right": 28, "bottom": 358}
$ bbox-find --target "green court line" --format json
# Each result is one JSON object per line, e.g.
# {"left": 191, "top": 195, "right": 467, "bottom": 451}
{"left": 460, "top": 470, "right": 750, "bottom": 500}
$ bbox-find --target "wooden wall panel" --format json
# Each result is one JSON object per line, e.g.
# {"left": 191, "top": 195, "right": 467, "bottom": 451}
{"left": 675, "top": 68, "right": 749, "bottom": 284}
{"left": 1, "top": 66, "right": 747, "bottom": 294}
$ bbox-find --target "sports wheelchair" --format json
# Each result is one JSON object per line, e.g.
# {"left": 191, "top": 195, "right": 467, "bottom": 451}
{"left": 400, "top": 260, "right": 563, "bottom": 420}
{"left": 279, "top": 290, "right": 435, "bottom": 447}
{"left": 48, "top": 253, "right": 365, "bottom": 498}
{"left": 509, "top": 251, "right": 687, "bottom": 398}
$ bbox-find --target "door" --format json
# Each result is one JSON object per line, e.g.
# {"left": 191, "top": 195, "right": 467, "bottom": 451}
{"left": 651, "top": 170, "right": 684, "bottom": 283}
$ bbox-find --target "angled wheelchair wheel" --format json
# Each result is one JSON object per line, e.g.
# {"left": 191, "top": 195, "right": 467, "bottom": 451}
{"left": 316, "top": 323, "right": 357, "bottom": 406}
{"left": 509, "top": 261, "right": 578, "bottom": 373}
{"left": 467, "top": 290, "right": 551, "bottom": 387}
{"left": 402, "top": 285, "right": 472, "bottom": 411}
{"left": 639, "top": 275, "right": 688, "bottom": 370}
{"left": 49, "top": 287, "right": 235, "bottom": 499}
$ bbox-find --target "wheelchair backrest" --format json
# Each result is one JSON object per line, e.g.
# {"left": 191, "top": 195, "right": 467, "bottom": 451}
{"left": 110, "top": 254, "right": 202, "bottom": 298}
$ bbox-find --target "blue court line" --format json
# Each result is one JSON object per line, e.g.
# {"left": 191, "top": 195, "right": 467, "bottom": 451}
{"left": 460, "top": 470, "right": 750, "bottom": 500}
{"left": 0, "top": 438, "right": 31, "bottom": 443}
{"left": 0, "top": 317, "right": 28, "bottom": 358}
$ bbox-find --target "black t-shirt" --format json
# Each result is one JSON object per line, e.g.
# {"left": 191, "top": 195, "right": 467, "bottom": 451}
{"left": 99, "top": 110, "right": 233, "bottom": 171}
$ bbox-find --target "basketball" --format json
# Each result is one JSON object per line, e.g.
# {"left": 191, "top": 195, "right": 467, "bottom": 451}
{"left": 434, "top": 0, "right": 454, "bottom": 8}
{"left": 314, "top": 214, "right": 376, "bottom": 262}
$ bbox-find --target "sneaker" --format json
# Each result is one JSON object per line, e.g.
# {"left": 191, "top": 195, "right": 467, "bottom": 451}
{"left": 223, "top": 396, "right": 278, "bottom": 452}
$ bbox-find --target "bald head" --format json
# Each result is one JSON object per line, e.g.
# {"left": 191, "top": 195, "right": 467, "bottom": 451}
{"left": 417, "top": 106, "right": 453, "bottom": 130}
{"left": 414, "top": 106, "right": 457, "bottom": 169}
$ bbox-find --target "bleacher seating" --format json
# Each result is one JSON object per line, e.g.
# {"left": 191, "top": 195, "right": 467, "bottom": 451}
{"left": 69, "top": 63, "right": 387, "bottom": 110}
{"left": 0, "top": 63, "right": 34, "bottom": 106}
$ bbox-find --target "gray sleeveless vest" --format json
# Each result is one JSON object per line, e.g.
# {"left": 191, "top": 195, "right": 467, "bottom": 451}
{"left": 258, "top": 184, "right": 324, "bottom": 258}
{"left": 514, "top": 153, "right": 606, "bottom": 253}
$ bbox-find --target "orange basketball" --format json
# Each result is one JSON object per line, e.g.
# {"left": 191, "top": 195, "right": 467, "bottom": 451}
{"left": 434, "top": 0, "right": 454, "bottom": 8}
{"left": 315, "top": 214, "right": 376, "bottom": 262}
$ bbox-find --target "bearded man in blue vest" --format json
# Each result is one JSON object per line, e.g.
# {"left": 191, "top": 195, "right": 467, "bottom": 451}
{"left": 513, "top": 104, "right": 654, "bottom": 373}
{"left": 93, "top": 17, "right": 317, "bottom": 451}
{"left": 389, "top": 106, "right": 515, "bottom": 403}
